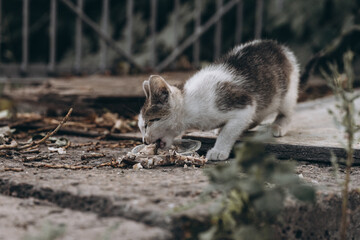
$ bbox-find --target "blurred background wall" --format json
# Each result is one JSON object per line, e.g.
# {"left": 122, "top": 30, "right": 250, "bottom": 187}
{"left": 0, "top": 0, "right": 359, "bottom": 77}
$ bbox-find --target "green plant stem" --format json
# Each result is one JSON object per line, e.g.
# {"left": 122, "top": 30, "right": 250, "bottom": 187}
{"left": 339, "top": 101, "right": 354, "bottom": 240}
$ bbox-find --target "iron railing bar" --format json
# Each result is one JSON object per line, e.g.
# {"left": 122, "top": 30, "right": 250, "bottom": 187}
{"left": 48, "top": 0, "right": 57, "bottom": 74}
{"left": 254, "top": 0, "right": 263, "bottom": 39}
{"left": 150, "top": 0, "right": 157, "bottom": 69}
{"left": 21, "top": 0, "right": 29, "bottom": 74}
{"left": 174, "top": 0, "right": 180, "bottom": 48}
{"left": 74, "top": 0, "right": 83, "bottom": 73}
{"left": 126, "top": 0, "right": 133, "bottom": 56}
{"left": 155, "top": 0, "right": 239, "bottom": 72}
{"left": 100, "top": 0, "right": 109, "bottom": 72}
{"left": 235, "top": 0, "right": 243, "bottom": 44}
{"left": 214, "top": 0, "right": 223, "bottom": 60}
{"left": 0, "top": 0, "right": 2, "bottom": 64}
{"left": 193, "top": 0, "right": 201, "bottom": 68}
{"left": 60, "top": 0, "right": 145, "bottom": 72}
{"left": 276, "top": 0, "right": 284, "bottom": 12}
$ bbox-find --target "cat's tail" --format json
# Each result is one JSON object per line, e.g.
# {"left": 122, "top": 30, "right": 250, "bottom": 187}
{"left": 299, "top": 52, "right": 322, "bottom": 89}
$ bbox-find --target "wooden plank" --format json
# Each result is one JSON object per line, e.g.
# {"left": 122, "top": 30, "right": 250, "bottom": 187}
{"left": 3, "top": 71, "right": 193, "bottom": 116}
{"left": 183, "top": 133, "right": 360, "bottom": 165}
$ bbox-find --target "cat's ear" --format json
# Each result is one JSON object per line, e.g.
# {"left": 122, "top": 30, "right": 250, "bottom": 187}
{"left": 142, "top": 80, "right": 150, "bottom": 98}
{"left": 148, "top": 75, "right": 170, "bottom": 105}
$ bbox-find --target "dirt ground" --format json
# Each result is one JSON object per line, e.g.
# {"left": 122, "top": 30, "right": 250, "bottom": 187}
{"left": 1, "top": 134, "right": 360, "bottom": 239}
{"left": 0, "top": 76, "right": 359, "bottom": 239}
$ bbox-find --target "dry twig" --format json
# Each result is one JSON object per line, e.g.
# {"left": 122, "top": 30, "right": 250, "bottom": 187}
{"left": 3, "top": 167, "right": 24, "bottom": 172}
{"left": 23, "top": 162, "right": 93, "bottom": 170}
{"left": 36, "top": 108, "right": 73, "bottom": 145}
{"left": 23, "top": 155, "right": 49, "bottom": 162}
{"left": 64, "top": 140, "right": 71, "bottom": 149}
{"left": 19, "top": 108, "right": 73, "bottom": 150}
{"left": 81, "top": 152, "right": 105, "bottom": 160}
{"left": 0, "top": 140, "right": 18, "bottom": 150}
{"left": 70, "top": 142, "right": 94, "bottom": 148}
{"left": 96, "top": 158, "right": 126, "bottom": 168}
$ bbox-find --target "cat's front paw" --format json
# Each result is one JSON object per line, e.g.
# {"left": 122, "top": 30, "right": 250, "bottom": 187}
{"left": 271, "top": 124, "right": 285, "bottom": 137}
{"left": 206, "top": 148, "right": 229, "bottom": 161}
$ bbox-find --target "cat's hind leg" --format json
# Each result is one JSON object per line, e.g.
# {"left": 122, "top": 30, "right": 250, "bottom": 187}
{"left": 271, "top": 112, "right": 292, "bottom": 137}
{"left": 271, "top": 91, "right": 298, "bottom": 137}
{"left": 271, "top": 68, "right": 299, "bottom": 137}
{"left": 206, "top": 106, "right": 255, "bottom": 160}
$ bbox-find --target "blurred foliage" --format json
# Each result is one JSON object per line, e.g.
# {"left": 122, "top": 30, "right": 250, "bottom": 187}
{"left": 1, "top": 0, "right": 359, "bottom": 71}
{"left": 201, "top": 136, "right": 315, "bottom": 240}
{"left": 321, "top": 51, "right": 360, "bottom": 240}
{"left": 23, "top": 222, "right": 66, "bottom": 240}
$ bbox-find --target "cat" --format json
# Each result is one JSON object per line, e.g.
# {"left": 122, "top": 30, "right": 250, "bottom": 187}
{"left": 138, "top": 39, "right": 300, "bottom": 161}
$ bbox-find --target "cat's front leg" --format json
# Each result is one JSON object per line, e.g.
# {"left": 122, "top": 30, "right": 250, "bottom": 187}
{"left": 206, "top": 109, "right": 254, "bottom": 161}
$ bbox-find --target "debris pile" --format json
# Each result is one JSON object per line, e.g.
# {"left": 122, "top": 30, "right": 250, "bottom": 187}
{"left": 1, "top": 110, "right": 138, "bottom": 140}
{"left": 0, "top": 108, "right": 207, "bottom": 172}
{"left": 119, "top": 143, "right": 208, "bottom": 169}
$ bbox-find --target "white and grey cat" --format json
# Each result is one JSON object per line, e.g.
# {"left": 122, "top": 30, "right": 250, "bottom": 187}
{"left": 138, "top": 40, "right": 300, "bottom": 161}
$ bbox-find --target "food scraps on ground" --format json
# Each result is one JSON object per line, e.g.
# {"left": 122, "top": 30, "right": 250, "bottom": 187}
{"left": 119, "top": 143, "right": 207, "bottom": 169}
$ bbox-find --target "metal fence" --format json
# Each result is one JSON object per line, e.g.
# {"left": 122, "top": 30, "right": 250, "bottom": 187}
{"left": 0, "top": 0, "right": 267, "bottom": 78}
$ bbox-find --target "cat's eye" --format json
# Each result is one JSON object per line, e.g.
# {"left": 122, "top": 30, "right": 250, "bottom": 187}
{"left": 149, "top": 118, "right": 161, "bottom": 123}
{"left": 145, "top": 118, "right": 161, "bottom": 129}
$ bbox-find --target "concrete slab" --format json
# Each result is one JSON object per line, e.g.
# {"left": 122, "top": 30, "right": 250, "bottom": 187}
{"left": 185, "top": 91, "right": 360, "bottom": 164}
{"left": 102, "top": 91, "right": 360, "bottom": 164}
{"left": 0, "top": 195, "right": 171, "bottom": 240}
{"left": 1, "top": 152, "right": 360, "bottom": 239}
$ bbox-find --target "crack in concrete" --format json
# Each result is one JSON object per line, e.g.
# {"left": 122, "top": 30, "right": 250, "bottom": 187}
{"left": 0, "top": 177, "right": 214, "bottom": 239}
{"left": 0, "top": 178, "right": 175, "bottom": 231}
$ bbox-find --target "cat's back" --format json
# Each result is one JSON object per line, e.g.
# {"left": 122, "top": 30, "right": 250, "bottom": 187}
{"left": 221, "top": 39, "right": 295, "bottom": 84}
{"left": 183, "top": 64, "right": 233, "bottom": 97}
{"left": 185, "top": 39, "right": 297, "bottom": 90}
{"left": 183, "top": 40, "right": 299, "bottom": 112}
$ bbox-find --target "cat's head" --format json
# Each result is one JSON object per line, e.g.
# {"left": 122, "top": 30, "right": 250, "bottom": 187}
{"left": 138, "top": 75, "right": 183, "bottom": 148}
